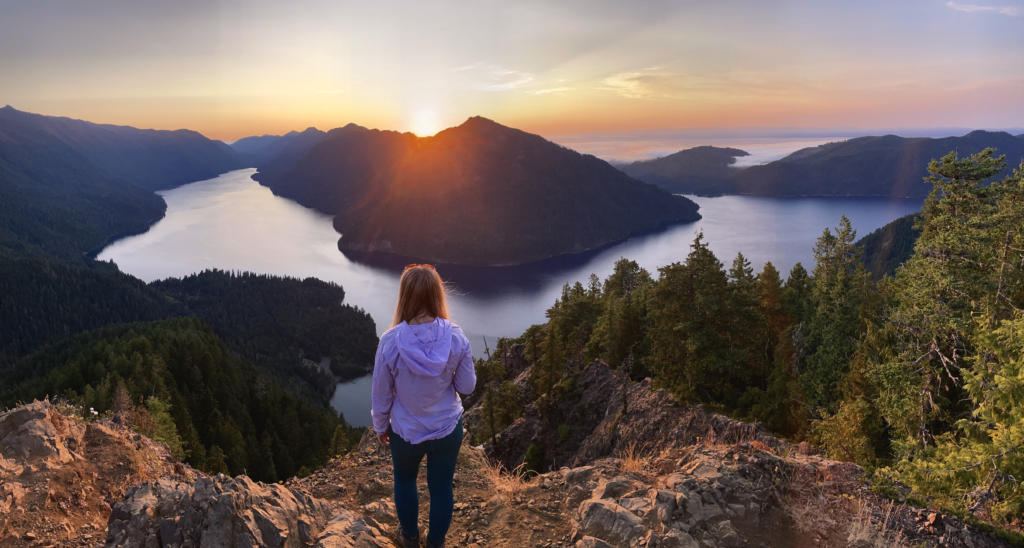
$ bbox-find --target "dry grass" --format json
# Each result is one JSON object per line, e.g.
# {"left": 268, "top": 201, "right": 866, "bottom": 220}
{"left": 619, "top": 441, "right": 652, "bottom": 476}
{"left": 846, "top": 499, "right": 908, "bottom": 547}
{"left": 482, "top": 460, "right": 532, "bottom": 501}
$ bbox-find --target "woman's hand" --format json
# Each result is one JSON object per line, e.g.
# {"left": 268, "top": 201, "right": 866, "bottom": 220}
{"left": 377, "top": 431, "right": 390, "bottom": 447}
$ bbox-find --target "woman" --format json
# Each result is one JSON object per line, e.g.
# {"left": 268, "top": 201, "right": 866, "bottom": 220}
{"left": 371, "top": 264, "right": 476, "bottom": 548}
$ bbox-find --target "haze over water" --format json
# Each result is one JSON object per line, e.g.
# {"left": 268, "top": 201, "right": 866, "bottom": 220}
{"left": 99, "top": 168, "right": 919, "bottom": 425}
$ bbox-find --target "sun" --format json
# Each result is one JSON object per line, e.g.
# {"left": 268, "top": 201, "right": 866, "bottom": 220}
{"left": 409, "top": 108, "right": 442, "bottom": 137}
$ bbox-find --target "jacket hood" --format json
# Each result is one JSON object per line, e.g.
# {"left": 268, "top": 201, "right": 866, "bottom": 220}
{"left": 394, "top": 318, "right": 453, "bottom": 377}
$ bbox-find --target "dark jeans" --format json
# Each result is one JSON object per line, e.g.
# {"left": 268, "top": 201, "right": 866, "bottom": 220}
{"left": 389, "top": 418, "right": 463, "bottom": 547}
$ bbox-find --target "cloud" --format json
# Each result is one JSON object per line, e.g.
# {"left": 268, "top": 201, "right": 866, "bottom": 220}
{"left": 531, "top": 87, "right": 574, "bottom": 95}
{"left": 945, "top": 1, "right": 1019, "bottom": 15}
{"left": 455, "top": 63, "right": 535, "bottom": 91}
{"left": 601, "top": 67, "right": 687, "bottom": 99}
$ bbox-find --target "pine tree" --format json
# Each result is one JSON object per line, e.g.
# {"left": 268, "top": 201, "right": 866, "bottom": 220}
{"left": 873, "top": 149, "right": 1009, "bottom": 452}
{"left": 802, "top": 216, "right": 870, "bottom": 410}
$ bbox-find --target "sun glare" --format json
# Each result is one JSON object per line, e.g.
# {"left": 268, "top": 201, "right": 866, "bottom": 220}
{"left": 410, "top": 108, "right": 442, "bottom": 137}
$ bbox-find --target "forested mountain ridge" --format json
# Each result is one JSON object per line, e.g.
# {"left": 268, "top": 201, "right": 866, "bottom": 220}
{"left": 0, "top": 106, "right": 242, "bottom": 192}
{"left": 253, "top": 116, "right": 701, "bottom": 265}
{"left": 153, "top": 270, "right": 378, "bottom": 388}
{"left": 0, "top": 106, "right": 244, "bottom": 258}
{"left": 617, "top": 145, "right": 748, "bottom": 195}
{"left": 625, "top": 130, "right": 1024, "bottom": 198}
{"left": 230, "top": 126, "right": 326, "bottom": 168}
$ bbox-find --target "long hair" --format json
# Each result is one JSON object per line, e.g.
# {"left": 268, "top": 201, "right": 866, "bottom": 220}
{"left": 391, "top": 264, "right": 449, "bottom": 327}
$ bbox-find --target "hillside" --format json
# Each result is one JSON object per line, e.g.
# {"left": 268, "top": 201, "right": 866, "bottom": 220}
{"left": 618, "top": 146, "right": 748, "bottom": 195}
{"left": 625, "top": 131, "right": 1024, "bottom": 198}
{"left": 230, "top": 127, "right": 327, "bottom": 168}
{"left": 152, "top": 270, "right": 378, "bottom": 386}
{"left": 253, "top": 117, "right": 701, "bottom": 266}
{"left": 856, "top": 212, "right": 921, "bottom": 279}
{"left": 0, "top": 106, "right": 243, "bottom": 258}
{"left": 0, "top": 318, "right": 351, "bottom": 482}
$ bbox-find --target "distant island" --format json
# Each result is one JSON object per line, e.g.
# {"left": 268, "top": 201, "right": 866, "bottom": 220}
{"left": 624, "top": 131, "right": 1024, "bottom": 198}
{"left": 617, "top": 146, "right": 748, "bottom": 195}
{"left": 248, "top": 116, "right": 702, "bottom": 266}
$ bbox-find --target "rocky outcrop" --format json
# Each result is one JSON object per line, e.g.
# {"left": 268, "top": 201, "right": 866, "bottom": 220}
{"left": 559, "top": 446, "right": 1007, "bottom": 547}
{"left": 0, "top": 400, "right": 194, "bottom": 547}
{"left": 486, "top": 358, "right": 788, "bottom": 471}
{"left": 105, "top": 474, "right": 390, "bottom": 547}
{"left": 0, "top": 392, "right": 1016, "bottom": 547}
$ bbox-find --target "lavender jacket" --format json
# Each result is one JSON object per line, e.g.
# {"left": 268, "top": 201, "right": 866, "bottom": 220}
{"left": 370, "top": 317, "right": 476, "bottom": 444}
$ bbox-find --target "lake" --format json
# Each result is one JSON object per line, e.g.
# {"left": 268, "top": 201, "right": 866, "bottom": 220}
{"left": 98, "top": 168, "right": 920, "bottom": 426}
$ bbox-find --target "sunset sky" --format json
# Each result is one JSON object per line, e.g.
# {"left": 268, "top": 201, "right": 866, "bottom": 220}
{"left": 2, "top": 0, "right": 1022, "bottom": 146}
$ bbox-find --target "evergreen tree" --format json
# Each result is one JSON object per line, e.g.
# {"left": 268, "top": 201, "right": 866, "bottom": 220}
{"left": 802, "top": 216, "right": 870, "bottom": 410}
{"left": 873, "top": 149, "right": 1011, "bottom": 452}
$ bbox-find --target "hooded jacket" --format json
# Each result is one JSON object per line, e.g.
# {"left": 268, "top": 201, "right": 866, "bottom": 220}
{"left": 370, "top": 317, "right": 476, "bottom": 444}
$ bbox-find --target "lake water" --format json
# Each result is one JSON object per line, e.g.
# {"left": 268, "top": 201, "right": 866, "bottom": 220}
{"left": 98, "top": 168, "right": 920, "bottom": 426}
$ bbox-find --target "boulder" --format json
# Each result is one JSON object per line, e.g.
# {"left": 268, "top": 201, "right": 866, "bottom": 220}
{"left": 576, "top": 499, "right": 647, "bottom": 545}
{"left": 0, "top": 400, "right": 84, "bottom": 464}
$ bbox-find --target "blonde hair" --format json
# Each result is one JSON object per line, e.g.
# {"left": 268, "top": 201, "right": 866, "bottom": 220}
{"left": 391, "top": 264, "right": 449, "bottom": 327}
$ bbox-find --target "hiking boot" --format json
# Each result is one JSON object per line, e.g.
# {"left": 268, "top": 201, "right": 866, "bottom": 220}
{"left": 400, "top": 533, "right": 420, "bottom": 548}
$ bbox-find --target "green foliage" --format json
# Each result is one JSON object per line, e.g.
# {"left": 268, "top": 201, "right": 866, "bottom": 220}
{"left": 0, "top": 318, "right": 342, "bottom": 482}
{"left": 872, "top": 149, "right": 1018, "bottom": 452}
{"left": 0, "top": 254, "right": 182, "bottom": 364}
{"left": 802, "top": 216, "right": 871, "bottom": 410}
{"left": 810, "top": 397, "right": 883, "bottom": 467}
{"left": 153, "top": 270, "right": 378, "bottom": 396}
{"left": 142, "top": 396, "right": 186, "bottom": 460}
{"left": 883, "top": 314, "right": 1024, "bottom": 524}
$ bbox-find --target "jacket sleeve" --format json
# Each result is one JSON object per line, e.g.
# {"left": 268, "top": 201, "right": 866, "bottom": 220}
{"left": 453, "top": 336, "right": 477, "bottom": 396}
{"left": 370, "top": 340, "right": 394, "bottom": 434}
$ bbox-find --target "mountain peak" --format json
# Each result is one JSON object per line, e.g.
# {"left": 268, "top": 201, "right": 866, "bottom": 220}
{"left": 457, "top": 115, "right": 507, "bottom": 131}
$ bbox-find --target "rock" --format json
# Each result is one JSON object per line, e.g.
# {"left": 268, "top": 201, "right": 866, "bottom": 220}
{"left": 564, "top": 466, "right": 596, "bottom": 484}
{"left": 653, "top": 489, "right": 677, "bottom": 523}
{"left": 105, "top": 474, "right": 391, "bottom": 547}
{"left": 577, "top": 499, "right": 647, "bottom": 546}
{"left": 592, "top": 477, "right": 636, "bottom": 500}
{"left": 658, "top": 529, "right": 700, "bottom": 548}
{"left": 575, "top": 536, "right": 614, "bottom": 548}
{"left": 0, "top": 401, "right": 84, "bottom": 464}
{"left": 618, "top": 496, "right": 652, "bottom": 517}
{"left": 315, "top": 510, "right": 391, "bottom": 547}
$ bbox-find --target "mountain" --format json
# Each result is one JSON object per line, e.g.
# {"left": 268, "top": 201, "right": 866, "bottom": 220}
{"left": 0, "top": 106, "right": 244, "bottom": 257}
{"left": 625, "top": 131, "right": 1024, "bottom": 198}
{"left": 230, "top": 126, "right": 326, "bottom": 167}
{"left": 618, "top": 146, "right": 748, "bottom": 195}
{"left": 0, "top": 106, "right": 242, "bottom": 192}
{"left": 733, "top": 130, "right": 1024, "bottom": 197}
{"left": 254, "top": 116, "right": 701, "bottom": 266}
